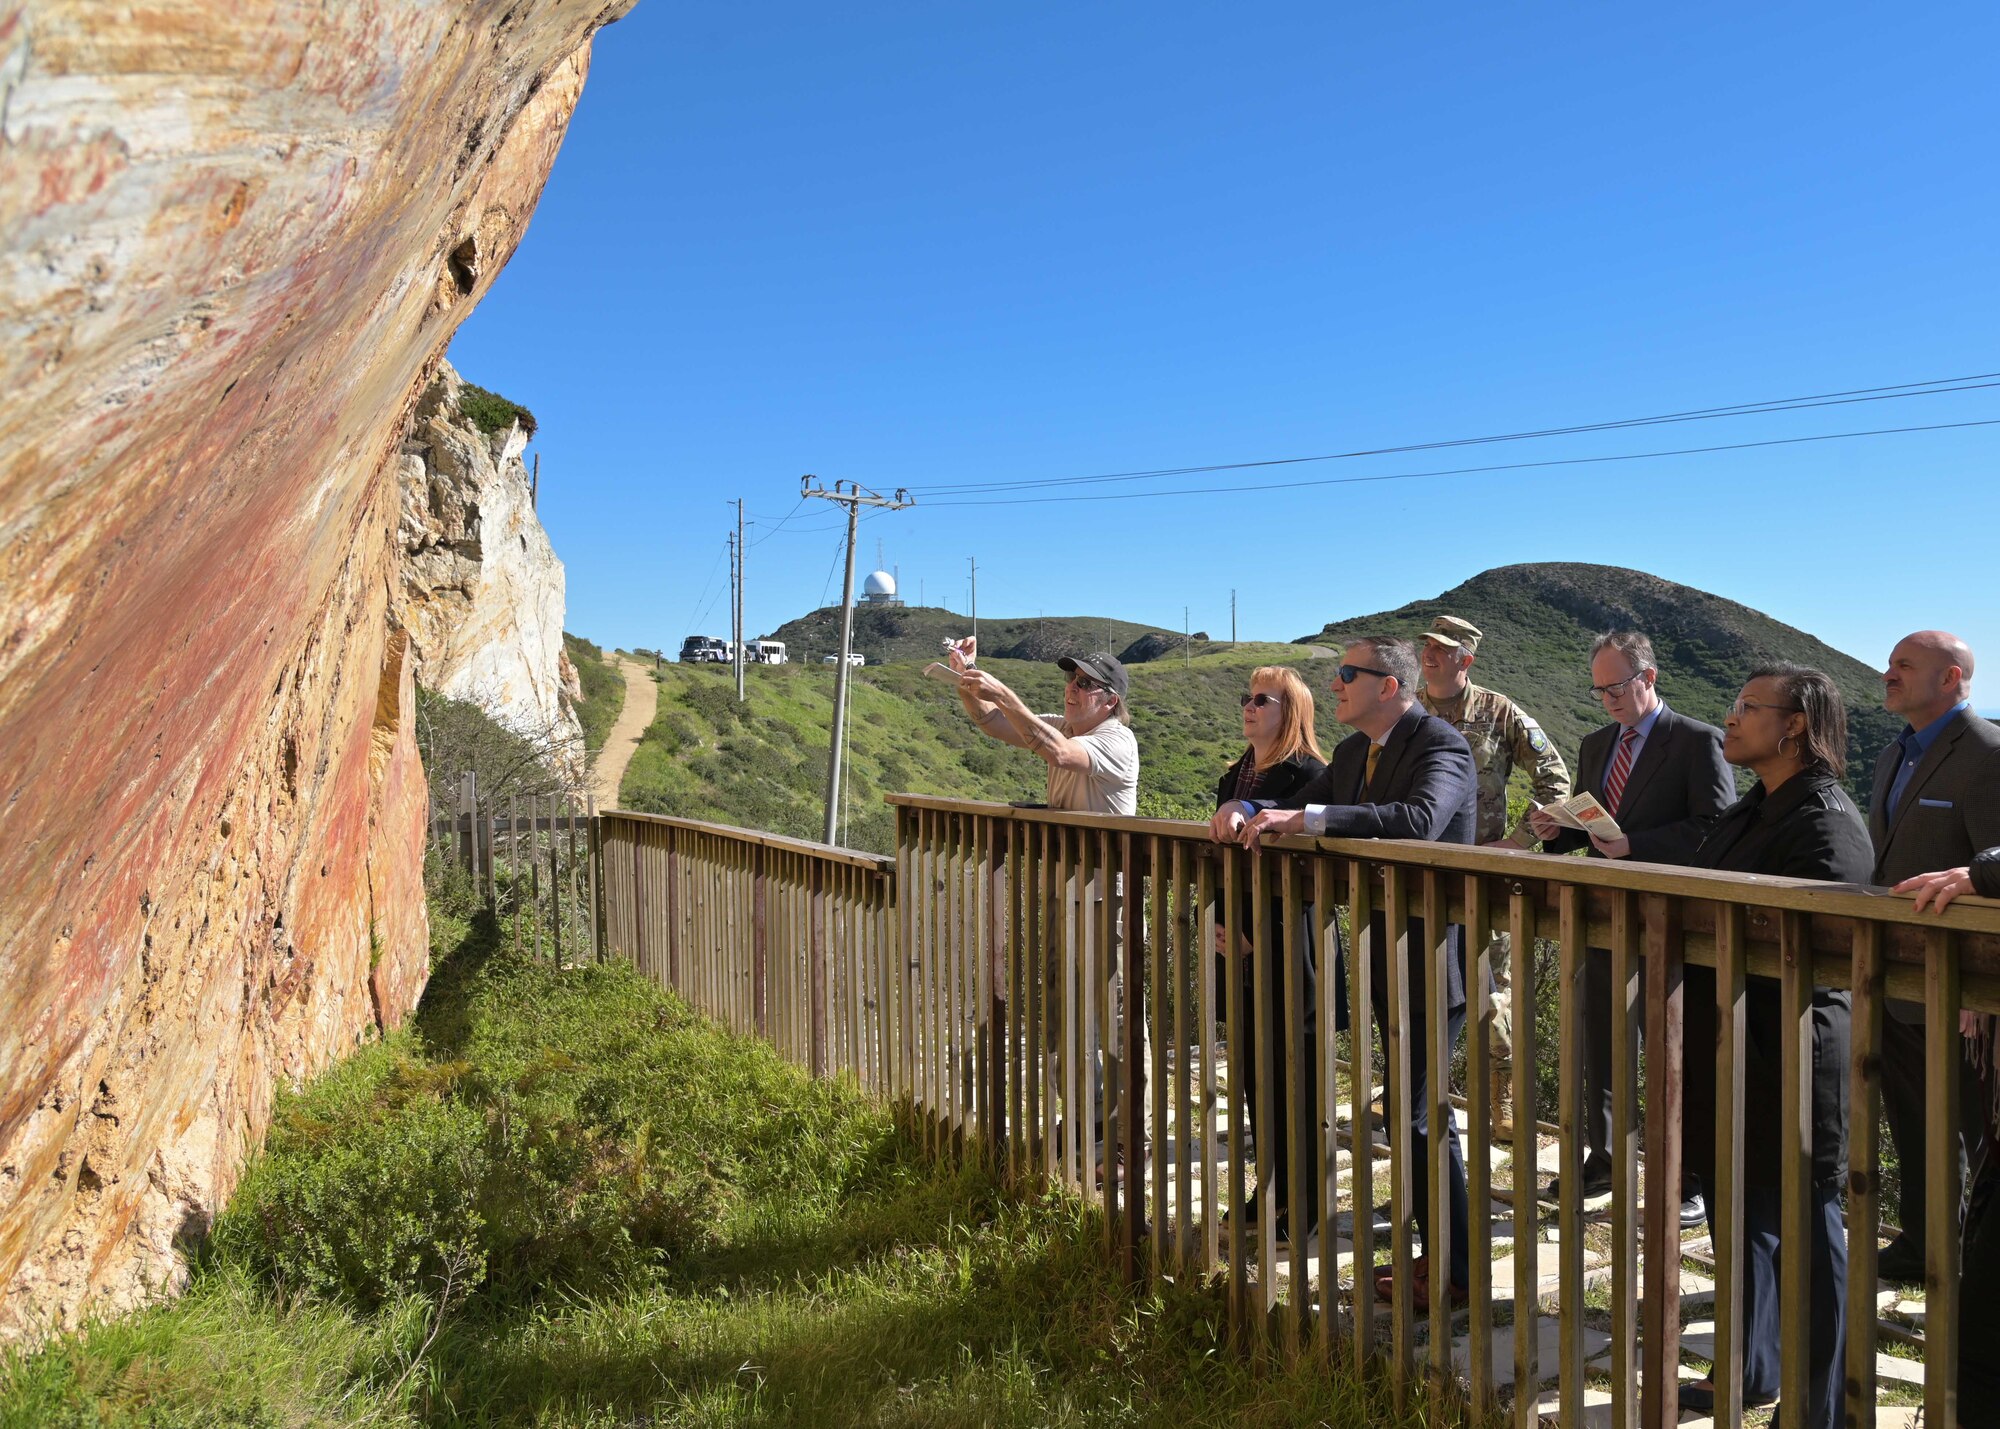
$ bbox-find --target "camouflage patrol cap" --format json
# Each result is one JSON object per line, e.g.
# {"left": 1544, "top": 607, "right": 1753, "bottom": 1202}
{"left": 1421, "top": 615, "right": 1483, "bottom": 654}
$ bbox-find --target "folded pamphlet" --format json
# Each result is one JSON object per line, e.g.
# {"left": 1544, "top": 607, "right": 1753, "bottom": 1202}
{"left": 1522, "top": 792, "right": 1625, "bottom": 843}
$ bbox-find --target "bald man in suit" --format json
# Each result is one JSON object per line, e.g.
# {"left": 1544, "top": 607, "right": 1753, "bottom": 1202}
{"left": 1868, "top": 630, "right": 2000, "bottom": 1283}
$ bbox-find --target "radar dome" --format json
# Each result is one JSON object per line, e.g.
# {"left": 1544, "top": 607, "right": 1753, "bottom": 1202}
{"left": 863, "top": 570, "right": 896, "bottom": 598}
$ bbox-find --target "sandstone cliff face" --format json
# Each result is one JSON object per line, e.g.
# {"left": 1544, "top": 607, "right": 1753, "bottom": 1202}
{"left": 400, "top": 364, "right": 584, "bottom": 765}
{"left": 0, "top": 0, "right": 634, "bottom": 1337}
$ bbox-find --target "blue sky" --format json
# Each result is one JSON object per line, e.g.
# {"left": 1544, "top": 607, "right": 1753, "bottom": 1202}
{"left": 449, "top": 2, "right": 2000, "bottom": 680}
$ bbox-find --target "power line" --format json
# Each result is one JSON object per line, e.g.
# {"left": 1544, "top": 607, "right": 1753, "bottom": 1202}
{"left": 904, "top": 370, "right": 2000, "bottom": 497}
{"left": 678, "top": 542, "right": 728, "bottom": 640}
{"left": 920, "top": 416, "right": 2000, "bottom": 508}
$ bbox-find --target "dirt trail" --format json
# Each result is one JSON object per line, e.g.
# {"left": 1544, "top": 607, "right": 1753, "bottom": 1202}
{"left": 592, "top": 655, "right": 659, "bottom": 809}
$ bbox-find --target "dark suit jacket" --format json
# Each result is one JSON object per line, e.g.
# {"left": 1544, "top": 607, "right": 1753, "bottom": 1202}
{"left": 1266, "top": 704, "right": 1478, "bottom": 845}
{"left": 1868, "top": 707, "right": 2000, "bottom": 887}
{"left": 1544, "top": 703, "right": 1733, "bottom": 865}
{"left": 1252, "top": 704, "right": 1477, "bottom": 1010}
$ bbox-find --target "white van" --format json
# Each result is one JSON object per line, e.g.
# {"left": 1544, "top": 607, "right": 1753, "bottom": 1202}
{"left": 752, "top": 640, "right": 788, "bottom": 665}
{"left": 821, "top": 652, "right": 865, "bottom": 667}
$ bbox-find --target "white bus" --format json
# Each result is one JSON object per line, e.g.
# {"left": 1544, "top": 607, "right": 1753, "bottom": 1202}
{"left": 679, "top": 636, "right": 731, "bottom": 664}
{"left": 752, "top": 640, "right": 788, "bottom": 665}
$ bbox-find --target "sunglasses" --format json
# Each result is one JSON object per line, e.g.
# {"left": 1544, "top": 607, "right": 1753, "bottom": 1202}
{"left": 1068, "top": 672, "right": 1109, "bottom": 695}
{"left": 1335, "top": 663, "right": 1391, "bottom": 684}
{"left": 1239, "top": 692, "right": 1282, "bottom": 709}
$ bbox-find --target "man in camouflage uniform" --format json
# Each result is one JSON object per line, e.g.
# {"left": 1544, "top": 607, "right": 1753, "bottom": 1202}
{"left": 1417, "top": 615, "right": 1571, "bottom": 1132}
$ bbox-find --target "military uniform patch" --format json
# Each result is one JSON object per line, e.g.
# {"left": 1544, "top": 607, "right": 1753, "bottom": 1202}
{"left": 1528, "top": 726, "right": 1549, "bottom": 753}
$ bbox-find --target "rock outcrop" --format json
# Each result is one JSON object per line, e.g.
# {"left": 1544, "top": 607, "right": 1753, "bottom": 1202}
{"left": 400, "top": 363, "right": 583, "bottom": 765}
{"left": 0, "top": 0, "right": 633, "bottom": 1337}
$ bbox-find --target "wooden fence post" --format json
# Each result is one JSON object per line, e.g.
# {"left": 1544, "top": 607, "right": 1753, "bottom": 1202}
{"left": 810, "top": 860, "right": 828, "bottom": 1077}
{"left": 753, "top": 844, "right": 769, "bottom": 1040}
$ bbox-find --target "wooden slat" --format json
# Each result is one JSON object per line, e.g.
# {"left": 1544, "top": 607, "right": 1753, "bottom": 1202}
{"left": 1284, "top": 854, "right": 1309, "bottom": 1351}
{"left": 1638, "top": 894, "right": 1684, "bottom": 1429}
{"left": 1844, "top": 920, "right": 1883, "bottom": 1429}
{"left": 1924, "top": 923, "right": 1961, "bottom": 1426}
{"left": 1422, "top": 869, "right": 1451, "bottom": 1414}
{"left": 1198, "top": 849, "right": 1219, "bottom": 1274}
{"left": 1509, "top": 884, "right": 1538, "bottom": 1429}
{"left": 1150, "top": 834, "right": 1171, "bottom": 1279}
{"left": 1555, "top": 883, "right": 1583, "bottom": 1424}
{"left": 1466, "top": 874, "right": 1497, "bottom": 1419}
{"left": 1778, "top": 910, "right": 1812, "bottom": 1420}
{"left": 1713, "top": 903, "right": 1746, "bottom": 1429}
{"left": 1224, "top": 843, "right": 1247, "bottom": 1342}
{"left": 1349, "top": 859, "right": 1377, "bottom": 1371}
{"left": 1120, "top": 832, "right": 1145, "bottom": 1276}
{"left": 1315, "top": 855, "right": 1339, "bottom": 1359}
{"left": 1607, "top": 889, "right": 1638, "bottom": 1429}
{"left": 1253, "top": 851, "right": 1278, "bottom": 1318}
{"left": 1175, "top": 839, "right": 1195, "bottom": 1272}
{"left": 1384, "top": 862, "right": 1413, "bottom": 1409}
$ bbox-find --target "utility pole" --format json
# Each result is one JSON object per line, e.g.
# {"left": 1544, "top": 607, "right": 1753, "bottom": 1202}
{"left": 968, "top": 556, "right": 978, "bottom": 650}
{"left": 1231, "top": 589, "right": 1237, "bottom": 645}
{"left": 802, "top": 477, "right": 914, "bottom": 845}
{"left": 732, "top": 500, "right": 746, "bottom": 702}
{"left": 1184, "top": 605, "right": 1190, "bottom": 663}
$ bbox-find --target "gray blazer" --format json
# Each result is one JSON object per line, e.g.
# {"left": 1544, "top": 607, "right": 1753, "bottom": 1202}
{"left": 1870, "top": 706, "right": 2000, "bottom": 884}
{"left": 1545, "top": 704, "right": 1734, "bottom": 865}
{"left": 1868, "top": 706, "right": 2000, "bottom": 1021}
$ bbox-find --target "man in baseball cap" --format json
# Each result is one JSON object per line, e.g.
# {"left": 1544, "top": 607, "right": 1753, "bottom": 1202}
{"left": 946, "top": 636, "right": 1144, "bottom": 1167}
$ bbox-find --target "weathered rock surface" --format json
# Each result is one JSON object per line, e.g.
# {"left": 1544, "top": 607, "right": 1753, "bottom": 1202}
{"left": 400, "top": 363, "right": 583, "bottom": 765}
{"left": 0, "top": 0, "right": 633, "bottom": 1337}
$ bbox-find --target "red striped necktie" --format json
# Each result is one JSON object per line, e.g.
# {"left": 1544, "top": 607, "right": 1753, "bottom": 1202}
{"left": 1603, "top": 728, "right": 1640, "bottom": 815}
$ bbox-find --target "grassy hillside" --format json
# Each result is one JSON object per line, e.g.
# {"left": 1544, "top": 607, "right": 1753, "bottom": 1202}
{"left": 764, "top": 603, "right": 1181, "bottom": 668}
{"left": 619, "top": 643, "right": 1337, "bottom": 852}
{"left": 1298, "top": 563, "right": 1900, "bottom": 798}
{"left": 615, "top": 562, "right": 1903, "bottom": 854}
{"left": 561, "top": 632, "right": 624, "bottom": 754}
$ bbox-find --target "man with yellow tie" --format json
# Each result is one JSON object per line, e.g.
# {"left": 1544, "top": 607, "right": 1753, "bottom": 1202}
{"left": 1222, "top": 636, "right": 1478, "bottom": 1310}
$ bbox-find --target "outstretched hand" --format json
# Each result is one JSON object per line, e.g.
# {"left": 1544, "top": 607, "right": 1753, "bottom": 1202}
{"left": 945, "top": 636, "right": 977, "bottom": 673}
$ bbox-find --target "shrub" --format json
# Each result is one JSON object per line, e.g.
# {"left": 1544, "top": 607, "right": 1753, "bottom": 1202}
{"left": 456, "top": 381, "right": 537, "bottom": 439}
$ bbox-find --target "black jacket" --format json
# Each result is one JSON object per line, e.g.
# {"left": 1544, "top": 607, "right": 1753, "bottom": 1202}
{"left": 1545, "top": 704, "right": 1734, "bottom": 864}
{"left": 1214, "top": 749, "right": 1326, "bottom": 813}
{"left": 1683, "top": 771, "right": 1872, "bottom": 1189}
{"left": 1257, "top": 705, "right": 1477, "bottom": 1012}
{"left": 1976, "top": 846, "right": 2000, "bottom": 899}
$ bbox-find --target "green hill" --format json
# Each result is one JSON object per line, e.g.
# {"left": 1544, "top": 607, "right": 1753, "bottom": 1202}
{"left": 763, "top": 604, "right": 1183, "bottom": 668}
{"left": 1296, "top": 563, "right": 1899, "bottom": 791}
{"left": 612, "top": 563, "right": 1904, "bottom": 855}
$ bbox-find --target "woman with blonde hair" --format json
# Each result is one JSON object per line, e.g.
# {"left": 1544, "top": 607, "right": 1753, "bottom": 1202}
{"left": 1207, "top": 665, "right": 1326, "bottom": 1247}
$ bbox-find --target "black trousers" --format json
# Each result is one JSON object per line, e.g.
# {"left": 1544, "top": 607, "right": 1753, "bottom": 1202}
{"left": 1337, "top": 914, "right": 1471, "bottom": 1288}
{"left": 1961, "top": 1141, "right": 2000, "bottom": 1423}
{"left": 1581, "top": 946, "right": 1697, "bottom": 1197}
{"left": 1220, "top": 908, "right": 1320, "bottom": 1227}
{"left": 1879, "top": 1009, "right": 1984, "bottom": 1249}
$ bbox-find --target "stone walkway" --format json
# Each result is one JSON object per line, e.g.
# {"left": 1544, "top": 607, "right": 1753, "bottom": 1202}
{"left": 592, "top": 654, "right": 659, "bottom": 809}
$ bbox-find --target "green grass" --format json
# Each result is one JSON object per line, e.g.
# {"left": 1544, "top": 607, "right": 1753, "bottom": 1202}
{"left": 562, "top": 633, "right": 624, "bottom": 755}
{"left": 0, "top": 882, "right": 1425, "bottom": 1429}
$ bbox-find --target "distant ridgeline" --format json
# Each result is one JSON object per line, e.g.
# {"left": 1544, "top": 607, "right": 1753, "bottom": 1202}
{"left": 619, "top": 563, "right": 1904, "bottom": 855}
{"left": 1298, "top": 562, "right": 1902, "bottom": 799}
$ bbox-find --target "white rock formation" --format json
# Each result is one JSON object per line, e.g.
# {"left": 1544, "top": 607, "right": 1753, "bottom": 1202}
{"left": 399, "top": 364, "right": 584, "bottom": 766}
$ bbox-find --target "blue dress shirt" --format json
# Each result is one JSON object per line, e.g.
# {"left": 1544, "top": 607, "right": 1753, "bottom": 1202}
{"left": 1887, "top": 701, "right": 1970, "bottom": 816}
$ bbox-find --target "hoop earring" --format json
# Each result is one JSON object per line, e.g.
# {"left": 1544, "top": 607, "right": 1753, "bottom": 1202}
{"left": 1777, "top": 733, "right": 1797, "bottom": 760}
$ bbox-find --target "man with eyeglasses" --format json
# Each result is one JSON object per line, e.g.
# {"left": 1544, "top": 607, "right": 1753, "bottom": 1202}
{"left": 1529, "top": 629, "right": 1732, "bottom": 1222}
{"left": 948, "top": 639, "right": 1143, "bottom": 1168}
{"left": 1417, "top": 614, "right": 1571, "bottom": 1135}
{"left": 1223, "top": 636, "right": 1477, "bottom": 1309}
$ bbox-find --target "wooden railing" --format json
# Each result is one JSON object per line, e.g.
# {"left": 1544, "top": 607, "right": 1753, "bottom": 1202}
{"left": 596, "top": 793, "right": 2000, "bottom": 1428}
{"left": 596, "top": 810, "right": 896, "bottom": 1085}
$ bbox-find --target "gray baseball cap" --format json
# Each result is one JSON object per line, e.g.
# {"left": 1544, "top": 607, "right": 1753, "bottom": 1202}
{"left": 1057, "top": 652, "right": 1129, "bottom": 700}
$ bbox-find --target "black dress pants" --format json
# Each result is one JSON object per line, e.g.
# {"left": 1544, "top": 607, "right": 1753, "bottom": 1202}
{"left": 1219, "top": 906, "right": 1320, "bottom": 1228}
{"left": 1879, "top": 1008, "right": 1984, "bottom": 1250}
